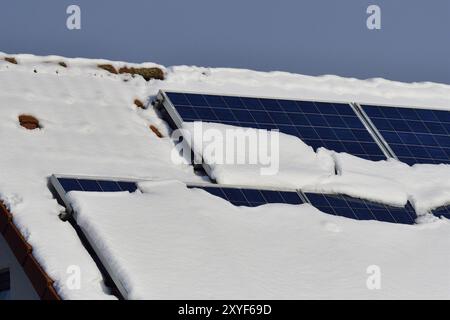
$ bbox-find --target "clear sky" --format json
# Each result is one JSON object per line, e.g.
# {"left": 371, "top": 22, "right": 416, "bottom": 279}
{"left": 1, "top": 0, "right": 449, "bottom": 84}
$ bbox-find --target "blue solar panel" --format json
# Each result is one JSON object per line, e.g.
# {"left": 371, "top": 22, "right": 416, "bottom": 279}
{"left": 431, "top": 205, "right": 450, "bottom": 220}
{"left": 56, "top": 177, "right": 301, "bottom": 207}
{"left": 304, "top": 193, "right": 417, "bottom": 224}
{"left": 57, "top": 177, "right": 137, "bottom": 193}
{"left": 361, "top": 105, "right": 450, "bottom": 165}
{"left": 164, "top": 92, "right": 387, "bottom": 161}
{"left": 54, "top": 176, "right": 425, "bottom": 224}
{"left": 98, "top": 180, "right": 121, "bottom": 192}
{"left": 58, "top": 178, "right": 83, "bottom": 192}
{"left": 78, "top": 179, "right": 101, "bottom": 192}
{"left": 117, "top": 181, "right": 138, "bottom": 193}
{"left": 188, "top": 185, "right": 303, "bottom": 207}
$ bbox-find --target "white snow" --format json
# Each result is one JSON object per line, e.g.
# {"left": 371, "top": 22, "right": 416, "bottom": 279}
{"left": 0, "top": 53, "right": 198, "bottom": 299}
{"left": 308, "top": 152, "right": 450, "bottom": 215}
{"left": 159, "top": 66, "right": 450, "bottom": 111}
{"left": 182, "top": 122, "right": 335, "bottom": 189}
{"left": 1, "top": 51, "right": 450, "bottom": 299}
{"left": 181, "top": 124, "right": 450, "bottom": 215}
{"left": 67, "top": 181, "right": 450, "bottom": 299}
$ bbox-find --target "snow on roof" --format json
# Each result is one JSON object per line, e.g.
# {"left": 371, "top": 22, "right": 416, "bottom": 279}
{"left": 68, "top": 180, "right": 450, "bottom": 299}
{"left": 0, "top": 52, "right": 198, "bottom": 299}
{"left": 1, "top": 52, "right": 450, "bottom": 299}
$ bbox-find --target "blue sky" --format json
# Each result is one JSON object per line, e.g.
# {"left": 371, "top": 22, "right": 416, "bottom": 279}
{"left": 1, "top": 0, "right": 449, "bottom": 84}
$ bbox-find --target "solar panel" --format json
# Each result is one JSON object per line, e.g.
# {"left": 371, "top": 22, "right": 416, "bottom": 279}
{"left": 57, "top": 177, "right": 138, "bottom": 193}
{"left": 50, "top": 176, "right": 304, "bottom": 301}
{"left": 52, "top": 175, "right": 422, "bottom": 224}
{"left": 51, "top": 176, "right": 303, "bottom": 210}
{"left": 303, "top": 192, "right": 417, "bottom": 224}
{"left": 188, "top": 185, "right": 304, "bottom": 207}
{"left": 159, "top": 91, "right": 388, "bottom": 161}
{"left": 431, "top": 205, "right": 450, "bottom": 220}
{"left": 360, "top": 104, "right": 450, "bottom": 165}
{"left": 50, "top": 176, "right": 139, "bottom": 214}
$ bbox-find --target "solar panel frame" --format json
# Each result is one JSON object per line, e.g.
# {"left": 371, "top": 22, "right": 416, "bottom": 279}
{"left": 351, "top": 102, "right": 398, "bottom": 160}
{"left": 155, "top": 90, "right": 391, "bottom": 178}
{"left": 301, "top": 191, "right": 417, "bottom": 224}
{"left": 50, "top": 174, "right": 151, "bottom": 299}
{"left": 355, "top": 102, "right": 450, "bottom": 165}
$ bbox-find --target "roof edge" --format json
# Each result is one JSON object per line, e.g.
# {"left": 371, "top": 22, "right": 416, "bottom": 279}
{"left": 0, "top": 202, "right": 61, "bottom": 300}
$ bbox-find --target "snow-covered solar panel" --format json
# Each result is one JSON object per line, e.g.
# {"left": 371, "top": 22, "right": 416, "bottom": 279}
{"left": 159, "top": 91, "right": 388, "bottom": 161}
{"left": 431, "top": 205, "right": 450, "bottom": 220}
{"left": 188, "top": 185, "right": 303, "bottom": 207}
{"left": 50, "top": 175, "right": 144, "bottom": 299}
{"left": 50, "top": 175, "right": 139, "bottom": 214}
{"left": 303, "top": 192, "right": 417, "bottom": 224}
{"left": 360, "top": 104, "right": 450, "bottom": 165}
{"left": 51, "top": 176, "right": 303, "bottom": 210}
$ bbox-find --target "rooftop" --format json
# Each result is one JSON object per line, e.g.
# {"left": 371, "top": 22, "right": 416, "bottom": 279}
{"left": 1, "top": 52, "right": 450, "bottom": 299}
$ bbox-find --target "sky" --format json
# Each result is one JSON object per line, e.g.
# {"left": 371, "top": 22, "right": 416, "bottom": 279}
{"left": 0, "top": 0, "right": 449, "bottom": 84}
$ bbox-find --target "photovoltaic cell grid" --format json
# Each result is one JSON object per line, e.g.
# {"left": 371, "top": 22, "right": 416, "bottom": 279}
{"left": 165, "top": 92, "right": 387, "bottom": 161}
{"left": 431, "top": 205, "right": 450, "bottom": 220}
{"left": 304, "top": 193, "right": 417, "bottom": 224}
{"left": 55, "top": 177, "right": 450, "bottom": 223}
{"left": 188, "top": 186, "right": 303, "bottom": 207}
{"left": 361, "top": 105, "right": 450, "bottom": 165}
{"left": 55, "top": 177, "right": 303, "bottom": 207}
{"left": 56, "top": 177, "right": 138, "bottom": 193}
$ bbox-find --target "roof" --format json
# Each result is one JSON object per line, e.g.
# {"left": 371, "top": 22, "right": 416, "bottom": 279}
{"left": 1, "top": 52, "right": 450, "bottom": 299}
{"left": 0, "top": 202, "right": 59, "bottom": 300}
